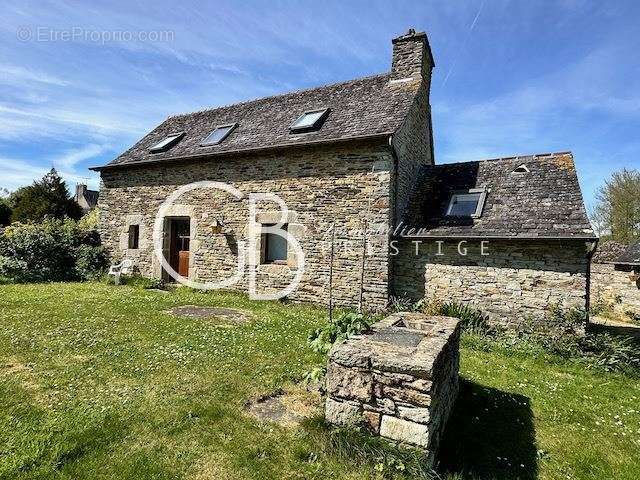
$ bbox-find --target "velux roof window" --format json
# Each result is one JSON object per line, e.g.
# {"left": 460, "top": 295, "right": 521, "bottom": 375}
{"left": 445, "top": 188, "right": 487, "bottom": 218}
{"left": 149, "top": 132, "right": 184, "bottom": 153}
{"left": 290, "top": 108, "right": 330, "bottom": 132}
{"left": 201, "top": 123, "right": 237, "bottom": 146}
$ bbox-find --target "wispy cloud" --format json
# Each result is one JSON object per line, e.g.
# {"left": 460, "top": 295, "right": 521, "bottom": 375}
{"left": 0, "top": 64, "right": 69, "bottom": 86}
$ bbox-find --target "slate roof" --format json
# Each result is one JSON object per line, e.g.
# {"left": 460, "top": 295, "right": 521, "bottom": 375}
{"left": 592, "top": 240, "right": 627, "bottom": 264}
{"left": 82, "top": 189, "right": 99, "bottom": 208}
{"left": 406, "top": 152, "right": 595, "bottom": 239}
{"left": 92, "top": 73, "right": 421, "bottom": 170}
{"left": 616, "top": 241, "right": 640, "bottom": 266}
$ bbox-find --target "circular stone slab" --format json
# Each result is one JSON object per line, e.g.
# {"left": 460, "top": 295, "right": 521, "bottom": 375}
{"left": 168, "top": 305, "right": 250, "bottom": 325}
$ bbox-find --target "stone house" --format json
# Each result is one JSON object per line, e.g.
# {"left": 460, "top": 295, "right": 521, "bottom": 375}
{"left": 91, "top": 29, "right": 595, "bottom": 322}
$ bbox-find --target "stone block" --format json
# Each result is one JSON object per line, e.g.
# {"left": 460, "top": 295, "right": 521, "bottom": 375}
{"left": 326, "top": 363, "right": 373, "bottom": 402}
{"left": 380, "top": 415, "right": 429, "bottom": 447}
{"left": 363, "top": 411, "right": 381, "bottom": 433}
{"left": 397, "top": 406, "right": 430, "bottom": 424}
{"left": 325, "top": 398, "right": 362, "bottom": 427}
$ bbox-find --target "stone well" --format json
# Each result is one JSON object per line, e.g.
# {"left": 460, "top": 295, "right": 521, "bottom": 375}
{"left": 324, "top": 312, "right": 461, "bottom": 463}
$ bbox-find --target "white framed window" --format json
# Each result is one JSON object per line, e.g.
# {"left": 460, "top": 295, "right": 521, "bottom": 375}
{"left": 201, "top": 123, "right": 238, "bottom": 146}
{"left": 445, "top": 188, "right": 487, "bottom": 218}
{"left": 149, "top": 132, "right": 184, "bottom": 153}
{"left": 290, "top": 108, "right": 330, "bottom": 132}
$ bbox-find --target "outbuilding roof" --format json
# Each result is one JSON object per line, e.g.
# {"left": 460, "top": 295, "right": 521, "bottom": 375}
{"left": 616, "top": 241, "right": 640, "bottom": 266}
{"left": 406, "top": 152, "right": 596, "bottom": 239}
{"left": 91, "top": 73, "right": 421, "bottom": 171}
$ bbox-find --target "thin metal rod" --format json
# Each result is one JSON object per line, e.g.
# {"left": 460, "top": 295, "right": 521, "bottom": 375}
{"left": 329, "top": 223, "right": 335, "bottom": 322}
{"left": 358, "top": 217, "right": 368, "bottom": 313}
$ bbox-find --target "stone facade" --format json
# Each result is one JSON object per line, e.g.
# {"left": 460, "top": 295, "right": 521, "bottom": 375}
{"left": 99, "top": 141, "right": 396, "bottom": 309}
{"left": 590, "top": 262, "right": 640, "bottom": 316}
{"left": 392, "top": 239, "right": 590, "bottom": 323}
{"left": 325, "top": 312, "right": 461, "bottom": 464}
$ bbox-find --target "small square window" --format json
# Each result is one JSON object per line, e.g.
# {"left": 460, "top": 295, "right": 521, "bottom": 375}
{"left": 128, "top": 225, "right": 140, "bottom": 249}
{"left": 149, "top": 132, "right": 184, "bottom": 153}
{"left": 290, "top": 108, "right": 330, "bottom": 132}
{"left": 201, "top": 123, "right": 237, "bottom": 146}
{"left": 261, "top": 224, "right": 288, "bottom": 264}
{"left": 445, "top": 189, "right": 487, "bottom": 218}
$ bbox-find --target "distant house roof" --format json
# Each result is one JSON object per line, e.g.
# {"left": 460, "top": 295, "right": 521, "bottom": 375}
{"left": 406, "top": 152, "right": 595, "bottom": 239}
{"left": 91, "top": 73, "right": 421, "bottom": 171}
{"left": 592, "top": 240, "right": 628, "bottom": 264}
{"left": 74, "top": 185, "right": 99, "bottom": 212}
{"left": 615, "top": 241, "right": 640, "bottom": 266}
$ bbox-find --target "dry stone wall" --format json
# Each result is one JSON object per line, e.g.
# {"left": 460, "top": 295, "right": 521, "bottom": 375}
{"left": 590, "top": 263, "right": 640, "bottom": 316}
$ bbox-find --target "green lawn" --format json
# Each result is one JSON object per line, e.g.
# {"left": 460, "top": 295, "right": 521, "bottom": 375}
{"left": 0, "top": 283, "right": 639, "bottom": 480}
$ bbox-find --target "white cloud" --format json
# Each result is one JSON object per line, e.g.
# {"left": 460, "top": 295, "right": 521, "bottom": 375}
{"left": 0, "top": 64, "right": 69, "bottom": 87}
{"left": 53, "top": 143, "right": 110, "bottom": 169}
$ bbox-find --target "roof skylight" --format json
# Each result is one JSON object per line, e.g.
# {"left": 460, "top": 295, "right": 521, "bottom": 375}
{"left": 445, "top": 188, "right": 487, "bottom": 218}
{"left": 201, "top": 123, "right": 237, "bottom": 146}
{"left": 149, "top": 132, "right": 184, "bottom": 153}
{"left": 290, "top": 108, "right": 330, "bottom": 132}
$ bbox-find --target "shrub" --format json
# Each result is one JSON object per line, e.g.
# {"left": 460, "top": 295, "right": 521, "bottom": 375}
{"left": 387, "top": 295, "right": 421, "bottom": 313}
{"left": 421, "top": 299, "right": 490, "bottom": 332}
{"left": 456, "top": 303, "right": 640, "bottom": 374}
{"left": 308, "top": 312, "right": 376, "bottom": 354}
{"left": 0, "top": 218, "right": 108, "bottom": 283}
{"left": 75, "top": 244, "right": 108, "bottom": 281}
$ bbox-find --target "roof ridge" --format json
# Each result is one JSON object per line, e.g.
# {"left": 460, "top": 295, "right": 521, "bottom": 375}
{"left": 435, "top": 151, "right": 573, "bottom": 167}
{"left": 167, "top": 72, "right": 392, "bottom": 120}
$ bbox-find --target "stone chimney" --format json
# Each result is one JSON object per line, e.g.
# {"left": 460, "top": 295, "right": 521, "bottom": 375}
{"left": 75, "top": 183, "right": 87, "bottom": 200}
{"left": 391, "top": 28, "right": 434, "bottom": 82}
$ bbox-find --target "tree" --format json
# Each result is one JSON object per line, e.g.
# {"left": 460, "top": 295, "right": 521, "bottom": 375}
{"left": 592, "top": 168, "right": 640, "bottom": 244}
{"left": 10, "top": 169, "right": 82, "bottom": 223}
{"left": 0, "top": 198, "right": 11, "bottom": 226}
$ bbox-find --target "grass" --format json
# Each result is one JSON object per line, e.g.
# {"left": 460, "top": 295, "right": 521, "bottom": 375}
{"left": 0, "top": 283, "right": 639, "bottom": 479}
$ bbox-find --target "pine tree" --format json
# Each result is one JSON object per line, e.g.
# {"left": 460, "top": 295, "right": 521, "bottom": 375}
{"left": 10, "top": 168, "right": 82, "bottom": 223}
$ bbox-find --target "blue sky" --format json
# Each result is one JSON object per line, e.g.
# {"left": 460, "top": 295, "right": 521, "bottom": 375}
{"left": 1, "top": 0, "right": 639, "bottom": 210}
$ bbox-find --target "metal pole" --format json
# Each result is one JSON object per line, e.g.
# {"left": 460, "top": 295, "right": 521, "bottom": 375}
{"left": 358, "top": 217, "right": 368, "bottom": 313}
{"left": 329, "top": 223, "right": 335, "bottom": 322}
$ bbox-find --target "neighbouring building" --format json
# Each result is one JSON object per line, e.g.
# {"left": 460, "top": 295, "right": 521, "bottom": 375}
{"left": 591, "top": 240, "right": 640, "bottom": 316}
{"left": 91, "top": 29, "right": 595, "bottom": 323}
{"left": 74, "top": 184, "right": 99, "bottom": 214}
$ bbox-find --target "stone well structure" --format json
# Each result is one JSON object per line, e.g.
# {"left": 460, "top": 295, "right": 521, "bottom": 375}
{"left": 325, "top": 312, "right": 461, "bottom": 463}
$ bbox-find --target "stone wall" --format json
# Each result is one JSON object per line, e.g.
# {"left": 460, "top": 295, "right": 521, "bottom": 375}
{"left": 325, "top": 312, "right": 461, "bottom": 465}
{"left": 392, "top": 239, "right": 590, "bottom": 323}
{"left": 98, "top": 140, "right": 393, "bottom": 309}
{"left": 590, "top": 262, "right": 640, "bottom": 316}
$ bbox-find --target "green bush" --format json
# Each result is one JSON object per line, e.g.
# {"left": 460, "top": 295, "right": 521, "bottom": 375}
{"left": 308, "top": 312, "right": 375, "bottom": 354}
{"left": 455, "top": 303, "right": 640, "bottom": 374}
{"left": 0, "top": 218, "right": 108, "bottom": 283}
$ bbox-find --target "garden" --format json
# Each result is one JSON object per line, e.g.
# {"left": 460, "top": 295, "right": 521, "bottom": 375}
{"left": 1, "top": 282, "right": 639, "bottom": 480}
